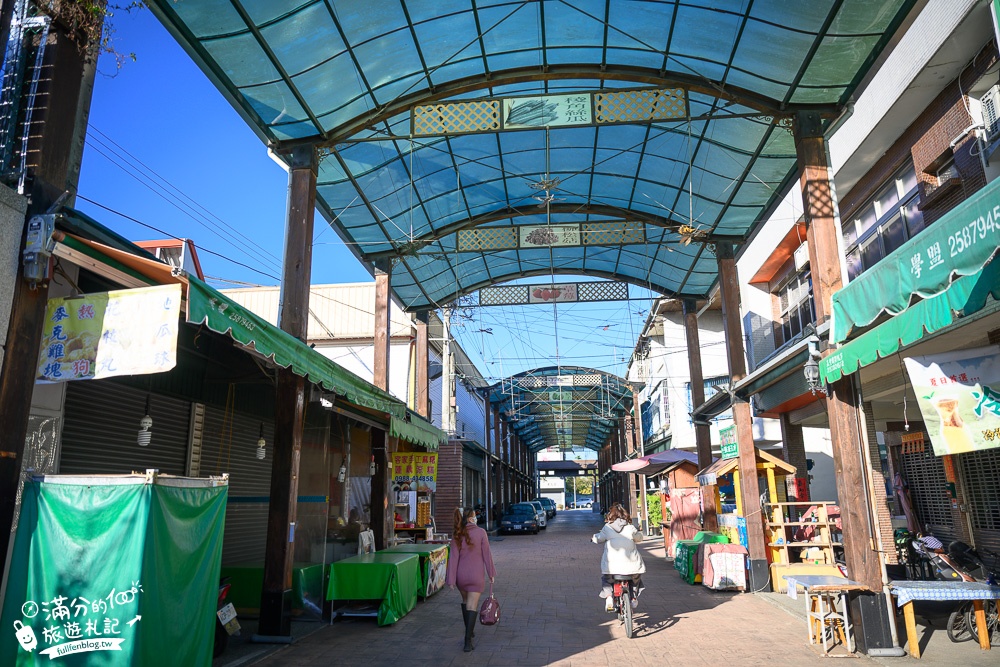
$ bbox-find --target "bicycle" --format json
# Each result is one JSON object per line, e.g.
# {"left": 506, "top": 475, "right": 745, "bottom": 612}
{"left": 942, "top": 545, "right": 999, "bottom": 644}
{"left": 609, "top": 574, "right": 639, "bottom": 638}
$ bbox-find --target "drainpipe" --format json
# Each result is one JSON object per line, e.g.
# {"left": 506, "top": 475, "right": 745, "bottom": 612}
{"left": 441, "top": 307, "right": 452, "bottom": 435}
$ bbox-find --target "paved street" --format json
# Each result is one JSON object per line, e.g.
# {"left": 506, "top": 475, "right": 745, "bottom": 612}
{"left": 248, "top": 510, "right": 834, "bottom": 666}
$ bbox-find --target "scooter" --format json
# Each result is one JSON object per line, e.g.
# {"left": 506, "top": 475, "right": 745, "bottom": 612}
{"left": 215, "top": 577, "right": 241, "bottom": 658}
{"left": 911, "top": 536, "right": 999, "bottom": 644}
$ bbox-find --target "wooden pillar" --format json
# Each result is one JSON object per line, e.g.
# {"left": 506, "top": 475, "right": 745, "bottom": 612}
{"left": 373, "top": 258, "right": 391, "bottom": 391}
{"left": 716, "top": 241, "right": 767, "bottom": 587}
{"left": 370, "top": 429, "right": 392, "bottom": 550}
{"left": 682, "top": 300, "right": 719, "bottom": 531}
{"left": 414, "top": 311, "right": 430, "bottom": 418}
{"left": 259, "top": 145, "right": 318, "bottom": 638}
{"left": 795, "top": 111, "right": 889, "bottom": 649}
{"left": 0, "top": 16, "right": 99, "bottom": 569}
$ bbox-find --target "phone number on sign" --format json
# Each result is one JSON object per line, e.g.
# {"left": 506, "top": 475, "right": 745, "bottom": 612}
{"left": 949, "top": 209, "right": 1000, "bottom": 257}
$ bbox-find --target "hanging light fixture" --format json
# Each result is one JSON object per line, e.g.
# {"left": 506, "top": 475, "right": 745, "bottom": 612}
{"left": 337, "top": 463, "right": 347, "bottom": 483}
{"left": 369, "top": 456, "right": 376, "bottom": 476}
{"left": 803, "top": 335, "right": 826, "bottom": 395}
{"left": 256, "top": 423, "right": 266, "bottom": 460}
{"left": 137, "top": 396, "right": 152, "bottom": 447}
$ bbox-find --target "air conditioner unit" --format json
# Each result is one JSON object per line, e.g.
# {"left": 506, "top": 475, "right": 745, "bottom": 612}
{"left": 981, "top": 84, "right": 1000, "bottom": 141}
{"left": 793, "top": 242, "right": 810, "bottom": 271}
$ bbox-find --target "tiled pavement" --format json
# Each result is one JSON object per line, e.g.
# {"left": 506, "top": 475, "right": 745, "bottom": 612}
{"left": 247, "top": 510, "right": 842, "bottom": 666}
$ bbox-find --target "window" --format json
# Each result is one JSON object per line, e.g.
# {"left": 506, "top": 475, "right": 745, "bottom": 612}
{"left": 843, "top": 164, "right": 923, "bottom": 280}
{"left": 776, "top": 270, "right": 815, "bottom": 345}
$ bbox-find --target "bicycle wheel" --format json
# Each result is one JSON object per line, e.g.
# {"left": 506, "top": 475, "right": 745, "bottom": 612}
{"left": 947, "top": 603, "right": 974, "bottom": 642}
{"left": 968, "top": 602, "right": 1000, "bottom": 645}
{"left": 623, "top": 584, "right": 634, "bottom": 638}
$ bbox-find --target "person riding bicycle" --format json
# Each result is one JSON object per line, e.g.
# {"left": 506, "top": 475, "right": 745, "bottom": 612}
{"left": 592, "top": 502, "right": 645, "bottom": 612}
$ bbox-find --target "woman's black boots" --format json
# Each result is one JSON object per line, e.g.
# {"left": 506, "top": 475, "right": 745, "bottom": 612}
{"left": 460, "top": 604, "right": 474, "bottom": 637}
{"left": 463, "top": 609, "right": 477, "bottom": 652}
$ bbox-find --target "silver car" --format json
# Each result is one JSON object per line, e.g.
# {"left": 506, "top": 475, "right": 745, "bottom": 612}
{"left": 526, "top": 500, "right": 548, "bottom": 529}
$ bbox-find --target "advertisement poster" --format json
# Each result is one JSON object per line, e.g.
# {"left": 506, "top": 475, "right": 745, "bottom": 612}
{"left": 36, "top": 284, "right": 181, "bottom": 383}
{"left": 425, "top": 548, "right": 448, "bottom": 597}
{"left": 391, "top": 453, "right": 438, "bottom": 492}
{"left": 903, "top": 345, "right": 1000, "bottom": 455}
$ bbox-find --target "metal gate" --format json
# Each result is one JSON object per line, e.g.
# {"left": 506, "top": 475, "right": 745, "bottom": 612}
{"left": 900, "top": 448, "right": 959, "bottom": 543}
{"left": 958, "top": 448, "right": 1000, "bottom": 554}
{"left": 199, "top": 404, "right": 274, "bottom": 565}
{"left": 61, "top": 380, "right": 190, "bottom": 475}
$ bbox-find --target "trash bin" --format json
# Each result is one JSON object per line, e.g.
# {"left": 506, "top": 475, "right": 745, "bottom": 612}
{"left": 674, "top": 531, "right": 729, "bottom": 584}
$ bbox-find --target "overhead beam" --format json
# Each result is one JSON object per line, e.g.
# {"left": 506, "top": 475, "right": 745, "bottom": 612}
{"left": 368, "top": 205, "right": 741, "bottom": 260}
{"left": 278, "top": 65, "right": 841, "bottom": 148}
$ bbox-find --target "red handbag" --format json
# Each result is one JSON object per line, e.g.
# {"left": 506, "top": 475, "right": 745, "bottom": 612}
{"left": 479, "top": 582, "right": 501, "bottom": 625}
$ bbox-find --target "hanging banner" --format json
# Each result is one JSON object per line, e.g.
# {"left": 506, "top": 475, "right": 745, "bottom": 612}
{"left": 719, "top": 425, "right": 738, "bottom": 460}
{"left": 36, "top": 284, "right": 181, "bottom": 383}
{"left": 903, "top": 345, "right": 1000, "bottom": 456}
{"left": 0, "top": 476, "right": 227, "bottom": 666}
{"left": 391, "top": 453, "right": 438, "bottom": 492}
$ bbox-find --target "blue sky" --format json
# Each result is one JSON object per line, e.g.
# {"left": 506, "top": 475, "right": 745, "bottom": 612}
{"left": 76, "top": 8, "right": 656, "bottom": 383}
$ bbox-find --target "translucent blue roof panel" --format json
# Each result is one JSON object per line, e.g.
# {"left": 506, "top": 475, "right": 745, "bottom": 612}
{"left": 149, "top": 0, "right": 917, "bottom": 311}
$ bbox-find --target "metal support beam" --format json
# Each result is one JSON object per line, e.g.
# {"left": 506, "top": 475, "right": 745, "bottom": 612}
{"left": 259, "top": 145, "right": 317, "bottom": 639}
{"left": 373, "top": 258, "right": 392, "bottom": 391}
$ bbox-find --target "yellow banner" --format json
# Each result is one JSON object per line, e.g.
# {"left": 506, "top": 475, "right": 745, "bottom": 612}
{"left": 36, "top": 285, "right": 181, "bottom": 382}
{"left": 391, "top": 452, "right": 438, "bottom": 493}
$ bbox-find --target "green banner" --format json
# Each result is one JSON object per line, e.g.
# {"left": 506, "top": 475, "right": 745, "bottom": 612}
{"left": 1, "top": 477, "right": 227, "bottom": 666}
{"left": 832, "top": 176, "right": 1000, "bottom": 343}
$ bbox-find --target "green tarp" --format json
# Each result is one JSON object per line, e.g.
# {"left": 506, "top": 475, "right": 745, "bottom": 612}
{"left": 389, "top": 415, "right": 445, "bottom": 450}
{"left": 832, "top": 176, "right": 1000, "bottom": 343}
{"left": 0, "top": 475, "right": 227, "bottom": 666}
{"left": 186, "top": 276, "right": 407, "bottom": 419}
{"left": 821, "top": 260, "right": 1000, "bottom": 384}
{"left": 327, "top": 553, "right": 420, "bottom": 626}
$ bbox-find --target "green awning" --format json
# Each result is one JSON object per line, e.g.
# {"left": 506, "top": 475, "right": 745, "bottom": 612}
{"left": 390, "top": 414, "right": 445, "bottom": 451}
{"left": 832, "top": 177, "right": 1000, "bottom": 343}
{"left": 186, "top": 276, "right": 407, "bottom": 420}
{"left": 821, "top": 259, "right": 1000, "bottom": 384}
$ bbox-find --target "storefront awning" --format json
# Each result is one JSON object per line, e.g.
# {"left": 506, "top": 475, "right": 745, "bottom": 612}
{"left": 611, "top": 450, "right": 698, "bottom": 476}
{"left": 389, "top": 414, "right": 444, "bottom": 451}
{"left": 832, "top": 177, "right": 1000, "bottom": 344}
{"left": 696, "top": 447, "right": 795, "bottom": 485}
{"left": 186, "top": 276, "right": 408, "bottom": 420}
{"left": 821, "top": 257, "right": 1000, "bottom": 384}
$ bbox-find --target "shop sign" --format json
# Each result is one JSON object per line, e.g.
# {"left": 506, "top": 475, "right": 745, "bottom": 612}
{"left": 391, "top": 453, "right": 438, "bottom": 492}
{"left": 719, "top": 425, "right": 738, "bottom": 459}
{"left": 36, "top": 284, "right": 181, "bottom": 383}
{"left": 903, "top": 345, "right": 1000, "bottom": 456}
{"left": 503, "top": 93, "right": 592, "bottom": 129}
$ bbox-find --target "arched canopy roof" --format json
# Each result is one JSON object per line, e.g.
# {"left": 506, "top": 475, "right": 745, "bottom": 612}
{"left": 484, "top": 366, "right": 636, "bottom": 452}
{"left": 149, "top": 0, "right": 917, "bottom": 311}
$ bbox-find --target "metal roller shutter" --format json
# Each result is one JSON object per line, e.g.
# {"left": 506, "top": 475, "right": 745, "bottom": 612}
{"left": 199, "top": 404, "right": 274, "bottom": 565}
{"left": 958, "top": 449, "right": 1000, "bottom": 554}
{"left": 900, "top": 449, "right": 959, "bottom": 543}
{"left": 61, "top": 381, "right": 190, "bottom": 475}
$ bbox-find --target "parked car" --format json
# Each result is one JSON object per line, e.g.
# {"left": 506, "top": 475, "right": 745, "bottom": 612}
{"left": 526, "top": 500, "right": 548, "bottom": 529}
{"left": 534, "top": 497, "right": 556, "bottom": 518}
{"left": 571, "top": 498, "right": 592, "bottom": 508}
{"left": 500, "top": 504, "right": 539, "bottom": 535}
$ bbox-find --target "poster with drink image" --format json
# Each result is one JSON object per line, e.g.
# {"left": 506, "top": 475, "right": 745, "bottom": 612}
{"left": 903, "top": 345, "right": 1000, "bottom": 456}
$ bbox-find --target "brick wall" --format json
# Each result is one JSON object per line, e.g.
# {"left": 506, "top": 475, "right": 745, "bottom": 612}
{"left": 840, "top": 42, "right": 997, "bottom": 224}
{"left": 435, "top": 440, "right": 464, "bottom": 535}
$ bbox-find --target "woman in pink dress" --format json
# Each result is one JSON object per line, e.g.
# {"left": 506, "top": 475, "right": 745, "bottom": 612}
{"left": 446, "top": 507, "right": 496, "bottom": 652}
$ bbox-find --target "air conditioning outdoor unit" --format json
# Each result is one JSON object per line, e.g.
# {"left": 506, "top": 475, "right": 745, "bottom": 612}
{"left": 793, "top": 242, "right": 810, "bottom": 271}
{"left": 981, "top": 84, "right": 1000, "bottom": 142}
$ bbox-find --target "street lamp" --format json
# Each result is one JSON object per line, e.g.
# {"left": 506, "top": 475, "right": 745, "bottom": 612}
{"left": 804, "top": 335, "right": 825, "bottom": 395}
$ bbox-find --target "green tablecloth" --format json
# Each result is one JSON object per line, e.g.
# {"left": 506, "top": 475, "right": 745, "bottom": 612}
{"left": 383, "top": 544, "right": 449, "bottom": 598}
{"left": 220, "top": 561, "right": 324, "bottom": 615}
{"left": 327, "top": 553, "right": 420, "bottom": 625}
